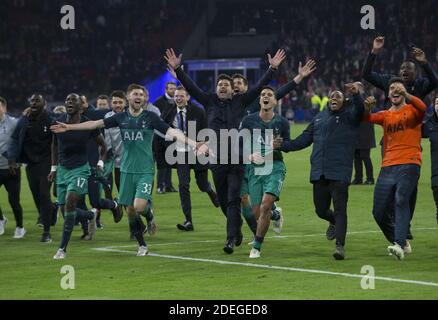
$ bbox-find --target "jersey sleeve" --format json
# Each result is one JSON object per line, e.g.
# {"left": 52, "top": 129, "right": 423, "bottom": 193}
{"left": 149, "top": 112, "right": 170, "bottom": 135}
{"left": 103, "top": 112, "right": 123, "bottom": 129}
{"left": 409, "top": 95, "right": 427, "bottom": 122}
{"left": 364, "top": 111, "right": 385, "bottom": 125}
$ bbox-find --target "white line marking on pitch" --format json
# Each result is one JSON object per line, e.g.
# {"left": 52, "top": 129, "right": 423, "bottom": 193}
{"left": 91, "top": 247, "right": 438, "bottom": 288}
{"left": 100, "top": 227, "right": 438, "bottom": 249}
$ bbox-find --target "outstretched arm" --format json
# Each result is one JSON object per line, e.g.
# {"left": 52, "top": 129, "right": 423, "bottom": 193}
{"left": 276, "top": 121, "right": 314, "bottom": 152}
{"left": 50, "top": 119, "right": 105, "bottom": 133}
{"left": 276, "top": 59, "right": 317, "bottom": 100}
{"left": 164, "top": 48, "right": 210, "bottom": 106}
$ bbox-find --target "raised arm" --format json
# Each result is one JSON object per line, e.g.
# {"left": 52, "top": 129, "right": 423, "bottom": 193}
{"left": 412, "top": 47, "right": 438, "bottom": 95}
{"left": 344, "top": 83, "right": 365, "bottom": 124}
{"left": 362, "top": 37, "right": 392, "bottom": 91}
{"left": 276, "top": 59, "right": 317, "bottom": 100}
{"left": 241, "top": 49, "right": 286, "bottom": 105}
{"left": 164, "top": 49, "right": 210, "bottom": 106}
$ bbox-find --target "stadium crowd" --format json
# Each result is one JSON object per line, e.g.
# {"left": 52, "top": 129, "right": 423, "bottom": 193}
{"left": 211, "top": 0, "right": 438, "bottom": 119}
{"left": 0, "top": 0, "right": 201, "bottom": 113}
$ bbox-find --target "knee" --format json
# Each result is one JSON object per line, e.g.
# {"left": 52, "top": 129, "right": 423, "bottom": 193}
{"left": 394, "top": 193, "right": 409, "bottom": 209}
{"left": 315, "top": 208, "right": 327, "bottom": 219}
{"left": 372, "top": 208, "right": 385, "bottom": 224}
{"left": 178, "top": 182, "right": 189, "bottom": 191}
{"left": 260, "top": 203, "right": 272, "bottom": 218}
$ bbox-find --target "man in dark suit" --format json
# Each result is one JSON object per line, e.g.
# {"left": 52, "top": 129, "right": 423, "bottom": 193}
{"left": 154, "top": 82, "right": 177, "bottom": 194}
{"left": 163, "top": 86, "right": 219, "bottom": 231}
{"left": 352, "top": 120, "right": 376, "bottom": 185}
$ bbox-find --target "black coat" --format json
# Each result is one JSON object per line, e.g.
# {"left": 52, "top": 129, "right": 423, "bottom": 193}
{"left": 154, "top": 95, "right": 175, "bottom": 120}
{"left": 281, "top": 94, "right": 365, "bottom": 184}
{"left": 155, "top": 103, "right": 208, "bottom": 169}
{"left": 8, "top": 110, "right": 53, "bottom": 164}
{"left": 356, "top": 121, "right": 376, "bottom": 150}
{"left": 422, "top": 112, "right": 438, "bottom": 187}
{"left": 175, "top": 66, "right": 275, "bottom": 162}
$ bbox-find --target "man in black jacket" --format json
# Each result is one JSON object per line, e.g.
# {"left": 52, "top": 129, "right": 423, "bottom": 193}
{"left": 362, "top": 36, "right": 438, "bottom": 239}
{"left": 8, "top": 94, "right": 55, "bottom": 242}
{"left": 154, "top": 82, "right": 177, "bottom": 194}
{"left": 275, "top": 83, "right": 365, "bottom": 260}
{"left": 165, "top": 48, "right": 285, "bottom": 254}
{"left": 163, "top": 86, "right": 219, "bottom": 231}
{"left": 352, "top": 119, "right": 376, "bottom": 185}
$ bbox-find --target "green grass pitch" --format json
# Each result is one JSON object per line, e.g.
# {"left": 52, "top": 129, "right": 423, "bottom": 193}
{"left": 1, "top": 124, "right": 438, "bottom": 300}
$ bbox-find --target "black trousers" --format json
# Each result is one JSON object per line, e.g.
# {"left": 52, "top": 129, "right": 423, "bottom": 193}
{"left": 354, "top": 149, "right": 374, "bottom": 181}
{"left": 26, "top": 161, "right": 53, "bottom": 232}
{"left": 106, "top": 167, "right": 121, "bottom": 194}
{"left": 114, "top": 167, "right": 121, "bottom": 192}
{"left": 0, "top": 169, "right": 23, "bottom": 228}
{"left": 157, "top": 167, "right": 173, "bottom": 190}
{"left": 176, "top": 162, "right": 212, "bottom": 223}
{"left": 211, "top": 164, "right": 244, "bottom": 240}
{"left": 313, "top": 178, "right": 349, "bottom": 246}
{"left": 77, "top": 169, "right": 112, "bottom": 210}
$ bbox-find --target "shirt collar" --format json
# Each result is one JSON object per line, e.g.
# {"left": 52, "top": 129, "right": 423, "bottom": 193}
{"left": 165, "top": 93, "right": 175, "bottom": 103}
{"left": 177, "top": 106, "right": 187, "bottom": 114}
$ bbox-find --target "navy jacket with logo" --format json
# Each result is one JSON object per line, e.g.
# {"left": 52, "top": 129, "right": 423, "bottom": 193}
{"left": 281, "top": 93, "right": 365, "bottom": 183}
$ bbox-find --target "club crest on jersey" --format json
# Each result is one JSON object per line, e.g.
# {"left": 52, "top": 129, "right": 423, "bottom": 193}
{"left": 124, "top": 131, "right": 144, "bottom": 141}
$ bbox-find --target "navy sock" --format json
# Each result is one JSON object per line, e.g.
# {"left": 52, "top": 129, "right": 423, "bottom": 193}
{"left": 141, "top": 205, "right": 154, "bottom": 223}
{"left": 76, "top": 208, "right": 94, "bottom": 221}
{"left": 60, "top": 211, "right": 77, "bottom": 251}
{"left": 129, "top": 215, "right": 146, "bottom": 247}
{"left": 98, "top": 199, "right": 116, "bottom": 210}
{"left": 253, "top": 236, "right": 264, "bottom": 250}
{"left": 271, "top": 207, "right": 280, "bottom": 221}
{"left": 242, "top": 205, "right": 257, "bottom": 235}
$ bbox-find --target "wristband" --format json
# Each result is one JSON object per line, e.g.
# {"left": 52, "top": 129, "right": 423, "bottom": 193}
{"left": 51, "top": 165, "right": 57, "bottom": 172}
{"left": 97, "top": 160, "right": 104, "bottom": 168}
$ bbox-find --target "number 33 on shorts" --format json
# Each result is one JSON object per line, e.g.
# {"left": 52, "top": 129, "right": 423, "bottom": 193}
{"left": 141, "top": 183, "right": 152, "bottom": 195}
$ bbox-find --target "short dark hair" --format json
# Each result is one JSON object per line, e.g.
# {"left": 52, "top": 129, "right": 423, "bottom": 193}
{"left": 166, "top": 82, "right": 177, "bottom": 89}
{"left": 175, "top": 86, "right": 188, "bottom": 93}
{"left": 127, "top": 84, "right": 147, "bottom": 95}
{"left": 111, "top": 90, "right": 126, "bottom": 100}
{"left": 388, "top": 77, "right": 405, "bottom": 86}
{"left": 216, "top": 74, "right": 233, "bottom": 87}
{"left": 401, "top": 58, "right": 417, "bottom": 66}
{"left": 261, "top": 85, "right": 276, "bottom": 94}
{"left": 97, "top": 95, "right": 109, "bottom": 101}
{"left": 0, "top": 96, "right": 7, "bottom": 107}
{"left": 232, "top": 74, "right": 248, "bottom": 86}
